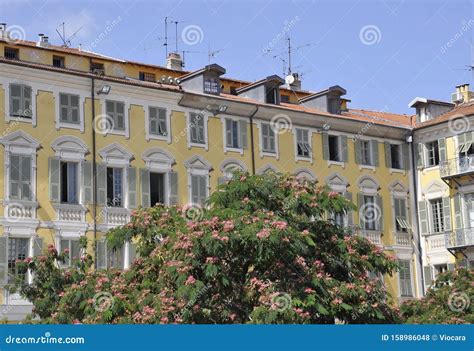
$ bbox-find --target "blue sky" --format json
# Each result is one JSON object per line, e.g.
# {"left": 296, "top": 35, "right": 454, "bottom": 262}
{"left": 3, "top": 0, "right": 473, "bottom": 114}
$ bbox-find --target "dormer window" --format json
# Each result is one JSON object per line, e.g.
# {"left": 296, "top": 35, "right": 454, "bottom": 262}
{"left": 265, "top": 86, "right": 279, "bottom": 104}
{"left": 90, "top": 62, "right": 105, "bottom": 74}
{"left": 4, "top": 47, "right": 19, "bottom": 60}
{"left": 139, "top": 72, "right": 156, "bottom": 82}
{"left": 53, "top": 55, "right": 65, "bottom": 68}
{"left": 204, "top": 76, "right": 220, "bottom": 95}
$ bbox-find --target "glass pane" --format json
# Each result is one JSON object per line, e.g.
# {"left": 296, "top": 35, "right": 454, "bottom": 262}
{"left": 60, "top": 94, "right": 69, "bottom": 106}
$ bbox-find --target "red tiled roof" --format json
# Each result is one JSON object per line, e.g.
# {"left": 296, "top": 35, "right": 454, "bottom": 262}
{"left": 415, "top": 101, "right": 474, "bottom": 128}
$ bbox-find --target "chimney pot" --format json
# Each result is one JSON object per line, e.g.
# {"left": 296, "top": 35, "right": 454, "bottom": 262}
{"left": 36, "top": 33, "right": 49, "bottom": 47}
{"left": 166, "top": 52, "right": 183, "bottom": 71}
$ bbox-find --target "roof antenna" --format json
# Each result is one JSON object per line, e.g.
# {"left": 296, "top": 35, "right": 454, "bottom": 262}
{"left": 208, "top": 45, "right": 224, "bottom": 64}
{"left": 56, "top": 22, "right": 82, "bottom": 48}
{"left": 164, "top": 17, "right": 168, "bottom": 58}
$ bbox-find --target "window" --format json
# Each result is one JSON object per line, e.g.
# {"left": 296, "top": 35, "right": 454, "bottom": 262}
{"left": 204, "top": 77, "right": 219, "bottom": 94}
{"left": 90, "top": 62, "right": 105, "bottom": 74}
{"left": 59, "top": 239, "right": 81, "bottom": 266}
{"left": 280, "top": 95, "right": 290, "bottom": 103}
{"left": 296, "top": 129, "right": 311, "bottom": 158}
{"left": 425, "top": 141, "right": 439, "bottom": 167}
{"left": 106, "top": 100, "right": 125, "bottom": 131}
{"left": 360, "top": 140, "right": 372, "bottom": 165}
{"left": 430, "top": 198, "right": 444, "bottom": 233}
{"left": 10, "top": 154, "right": 32, "bottom": 200}
{"left": 59, "top": 93, "right": 80, "bottom": 124}
{"left": 390, "top": 144, "right": 402, "bottom": 169}
{"left": 9, "top": 83, "right": 32, "bottom": 118}
{"left": 191, "top": 174, "right": 207, "bottom": 206}
{"left": 60, "top": 162, "right": 78, "bottom": 204}
{"left": 394, "top": 198, "right": 409, "bottom": 232}
{"left": 8, "top": 238, "right": 29, "bottom": 283}
{"left": 265, "top": 86, "right": 279, "bottom": 104}
{"left": 362, "top": 195, "right": 376, "bottom": 231}
{"left": 4, "top": 47, "right": 19, "bottom": 60}
{"left": 398, "top": 260, "right": 413, "bottom": 297}
{"left": 149, "top": 107, "right": 167, "bottom": 137}
{"left": 190, "top": 112, "right": 205, "bottom": 144}
{"left": 107, "top": 167, "right": 123, "bottom": 207}
{"left": 107, "top": 246, "right": 124, "bottom": 269}
{"left": 53, "top": 55, "right": 65, "bottom": 68}
{"left": 327, "top": 97, "right": 340, "bottom": 114}
{"left": 328, "top": 135, "right": 341, "bottom": 162}
{"left": 150, "top": 173, "right": 165, "bottom": 206}
{"left": 261, "top": 123, "right": 276, "bottom": 153}
{"left": 139, "top": 72, "right": 156, "bottom": 82}
{"left": 225, "top": 119, "right": 247, "bottom": 149}
{"left": 434, "top": 264, "right": 447, "bottom": 278}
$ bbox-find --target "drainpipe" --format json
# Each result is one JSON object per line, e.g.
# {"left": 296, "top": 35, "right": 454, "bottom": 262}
{"left": 248, "top": 105, "right": 259, "bottom": 175}
{"left": 410, "top": 130, "right": 425, "bottom": 295}
{"left": 90, "top": 65, "right": 97, "bottom": 244}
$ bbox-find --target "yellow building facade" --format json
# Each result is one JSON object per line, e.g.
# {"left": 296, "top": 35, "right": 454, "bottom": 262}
{"left": 0, "top": 32, "right": 424, "bottom": 320}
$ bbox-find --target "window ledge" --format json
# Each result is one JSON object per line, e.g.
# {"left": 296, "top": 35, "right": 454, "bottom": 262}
{"left": 56, "top": 122, "right": 82, "bottom": 131}
{"left": 261, "top": 151, "right": 278, "bottom": 158}
{"left": 327, "top": 160, "right": 345, "bottom": 168}
{"left": 359, "top": 164, "right": 375, "bottom": 171}
{"left": 188, "top": 142, "right": 207, "bottom": 150}
{"left": 225, "top": 147, "right": 244, "bottom": 155}
{"left": 103, "top": 130, "right": 128, "bottom": 138}
{"left": 147, "top": 133, "right": 170, "bottom": 143}
{"left": 296, "top": 155, "right": 312, "bottom": 163}
{"left": 8, "top": 116, "right": 33, "bottom": 123}
{"left": 390, "top": 168, "right": 405, "bottom": 174}
{"left": 422, "top": 165, "right": 439, "bottom": 172}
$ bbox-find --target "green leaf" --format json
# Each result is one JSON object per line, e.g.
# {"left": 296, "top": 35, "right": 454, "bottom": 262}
{"left": 305, "top": 236, "right": 316, "bottom": 247}
{"left": 317, "top": 304, "right": 329, "bottom": 315}
{"left": 340, "top": 303, "right": 352, "bottom": 311}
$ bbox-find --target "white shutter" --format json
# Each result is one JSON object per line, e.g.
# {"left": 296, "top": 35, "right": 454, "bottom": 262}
{"left": 168, "top": 171, "right": 179, "bottom": 205}
{"left": 0, "top": 237, "right": 8, "bottom": 286}
{"left": 96, "top": 163, "right": 107, "bottom": 206}
{"left": 128, "top": 167, "right": 137, "bottom": 208}
{"left": 140, "top": 169, "right": 150, "bottom": 207}
{"left": 32, "top": 237, "right": 44, "bottom": 257}
{"left": 239, "top": 120, "right": 248, "bottom": 149}
{"left": 82, "top": 161, "right": 93, "bottom": 204}
{"left": 49, "top": 157, "right": 61, "bottom": 203}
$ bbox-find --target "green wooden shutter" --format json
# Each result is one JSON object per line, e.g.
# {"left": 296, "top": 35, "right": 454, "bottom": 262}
{"left": 0, "top": 236, "right": 8, "bottom": 287}
{"left": 357, "top": 193, "right": 364, "bottom": 227}
{"left": 454, "top": 194, "right": 463, "bottom": 229}
{"left": 371, "top": 140, "right": 379, "bottom": 167}
{"left": 354, "top": 139, "right": 361, "bottom": 165}
{"left": 376, "top": 195, "right": 383, "bottom": 230}
{"left": 23, "top": 85, "right": 32, "bottom": 116}
{"left": 128, "top": 167, "right": 137, "bottom": 208}
{"left": 168, "top": 171, "right": 179, "bottom": 205}
{"left": 82, "top": 161, "right": 93, "bottom": 204}
{"left": 199, "top": 176, "right": 207, "bottom": 205}
{"left": 442, "top": 197, "right": 452, "bottom": 232}
{"left": 457, "top": 133, "right": 466, "bottom": 153}
{"left": 418, "top": 201, "right": 429, "bottom": 235}
{"left": 438, "top": 138, "right": 446, "bottom": 163}
{"left": 10, "top": 84, "right": 21, "bottom": 115}
{"left": 239, "top": 120, "right": 248, "bottom": 149}
{"left": 402, "top": 144, "right": 409, "bottom": 170}
{"left": 423, "top": 266, "right": 432, "bottom": 289}
{"left": 225, "top": 119, "right": 232, "bottom": 147}
{"left": 322, "top": 132, "right": 329, "bottom": 160}
{"left": 384, "top": 142, "right": 391, "bottom": 168}
{"left": 140, "top": 169, "right": 150, "bottom": 207}
{"left": 32, "top": 237, "right": 43, "bottom": 256}
{"left": 191, "top": 175, "right": 199, "bottom": 204}
{"left": 96, "top": 163, "right": 107, "bottom": 206}
{"left": 341, "top": 135, "right": 348, "bottom": 162}
{"left": 49, "top": 157, "right": 61, "bottom": 203}
{"left": 416, "top": 143, "right": 424, "bottom": 168}
{"left": 96, "top": 240, "right": 107, "bottom": 269}
{"left": 344, "top": 191, "right": 353, "bottom": 226}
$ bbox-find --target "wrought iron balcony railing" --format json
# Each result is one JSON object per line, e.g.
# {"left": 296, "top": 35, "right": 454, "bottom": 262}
{"left": 439, "top": 155, "right": 474, "bottom": 179}
{"left": 445, "top": 227, "right": 474, "bottom": 249}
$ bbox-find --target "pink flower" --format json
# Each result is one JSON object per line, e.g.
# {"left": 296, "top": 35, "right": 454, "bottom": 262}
{"left": 256, "top": 228, "right": 271, "bottom": 239}
{"left": 223, "top": 220, "right": 234, "bottom": 232}
{"left": 304, "top": 287, "right": 315, "bottom": 294}
{"left": 332, "top": 298, "right": 342, "bottom": 305}
{"left": 271, "top": 221, "right": 288, "bottom": 230}
{"left": 328, "top": 191, "right": 339, "bottom": 198}
{"left": 185, "top": 275, "right": 196, "bottom": 285}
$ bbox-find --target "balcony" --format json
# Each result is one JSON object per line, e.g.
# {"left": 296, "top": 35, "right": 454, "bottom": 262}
{"left": 394, "top": 233, "right": 411, "bottom": 246}
{"left": 440, "top": 155, "right": 474, "bottom": 179}
{"left": 103, "top": 207, "right": 130, "bottom": 226}
{"left": 54, "top": 204, "right": 86, "bottom": 222}
{"left": 445, "top": 228, "right": 474, "bottom": 249}
{"left": 360, "top": 230, "right": 382, "bottom": 246}
{"left": 426, "top": 233, "right": 446, "bottom": 252}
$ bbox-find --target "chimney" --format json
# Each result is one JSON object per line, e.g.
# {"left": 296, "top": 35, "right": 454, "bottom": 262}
{"left": 166, "top": 52, "right": 183, "bottom": 71}
{"left": 288, "top": 73, "right": 302, "bottom": 91}
{"left": 452, "top": 83, "right": 473, "bottom": 104}
{"left": 36, "top": 34, "right": 50, "bottom": 48}
{"left": 0, "top": 23, "right": 7, "bottom": 40}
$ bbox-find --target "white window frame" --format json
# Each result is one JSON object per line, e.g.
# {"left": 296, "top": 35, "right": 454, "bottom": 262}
{"left": 221, "top": 115, "right": 247, "bottom": 155}
{"left": 184, "top": 155, "right": 212, "bottom": 207}
{"left": 100, "top": 96, "right": 130, "bottom": 138}
{"left": 257, "top": 121, "right": 279, "bottom": 159}
{"left": 220, "top": 158, "right": 247, "bottom": 180}
{"left": 429, "top": 198, "right": 444, "bottom": 234}
{"left": 3, "top": 79, "right": 38, "bottom": 127}
{"left": 360, "top": 139, "right": 373, "bottom": 167}
{"left": 142, "top": 147, "right": 176, "bottom": 206}
{"left": 0, "top": 131, "right": 40, "bottom": 218}
{"left": 54, "top": 89, "right": 85, "bottom": 132}
{"left": 186, "top": 110, "right": 209, "bottom": 150}
{"left": 56, "top": 235, "right": 83, "bottom": 267}
{"left": 424, "top": 141, "right": 439, "bottom": 168}
{"left": 293, "top": 127, "right": 313, "bottom": 163}
{"left": 327, "top": 133, "right": 343, "bottom": 165}
{"left": 389, "top": 143, "right": 403, "bottom": 171}
{"left": 145, "top": 105, "right": 172, "bottom": 143}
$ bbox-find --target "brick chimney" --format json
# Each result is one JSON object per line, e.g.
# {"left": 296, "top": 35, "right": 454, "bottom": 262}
{"left": 166, "top": 52, "right": 183, "bottom": 71}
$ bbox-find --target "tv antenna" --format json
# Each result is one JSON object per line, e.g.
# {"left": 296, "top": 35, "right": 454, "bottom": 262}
{"left": 208, "top": 45, "right": 224, "bottom": 63}
{"left": 56, "top": 22, "right": 82, "bottom": 48}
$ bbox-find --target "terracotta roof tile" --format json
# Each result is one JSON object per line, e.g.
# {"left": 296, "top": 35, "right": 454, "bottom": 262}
{"left": 415, "top": 101, "right": 474, "bottom": 128}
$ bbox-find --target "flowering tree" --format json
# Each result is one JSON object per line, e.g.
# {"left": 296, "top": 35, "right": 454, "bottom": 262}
{"left": 401, "top": 268, "right": 473, "bottom": 324}
{"left": 18, "top": 173, "right": 400, "bottom": 324}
